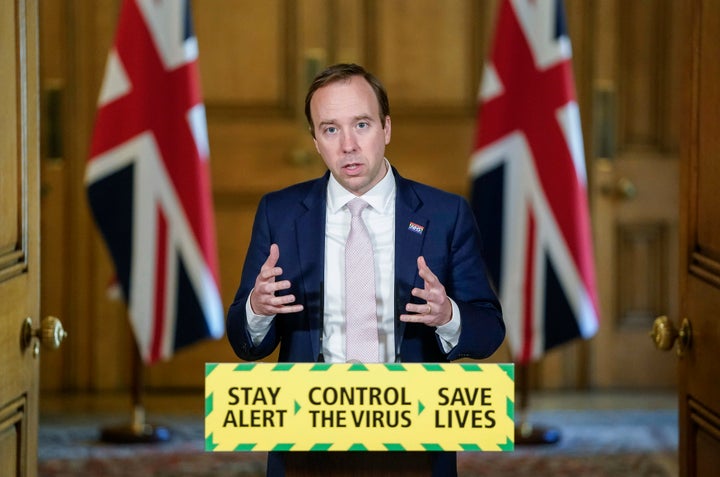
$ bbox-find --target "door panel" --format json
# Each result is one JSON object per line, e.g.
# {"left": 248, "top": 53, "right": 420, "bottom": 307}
{"left": 589, "top": 0, "right": 681, "bottom": 388}
{"left": 0, "top": 0, "right": 41, "bottom": 476}
{"left": 679, "top": 0, "right": 720, "bottom": 475}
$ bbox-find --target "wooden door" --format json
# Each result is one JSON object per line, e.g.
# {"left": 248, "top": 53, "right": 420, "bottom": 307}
{"left": 586, "top": 0, "right": 682, "bottom": 388}
{"left": 0, "top": 0, "right": 41, "bottom": 476}
{"left": 675, "top": 0, "right": 720, "bottom": 474}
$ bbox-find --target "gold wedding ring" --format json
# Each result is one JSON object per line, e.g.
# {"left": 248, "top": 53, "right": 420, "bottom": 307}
{"left": 426, "top": 304, "right": 432, "bottom": 315}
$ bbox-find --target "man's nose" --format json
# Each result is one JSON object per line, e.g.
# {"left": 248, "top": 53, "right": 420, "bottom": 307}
{"left": 341, "top": 131, "right": 358, "bottom": 153}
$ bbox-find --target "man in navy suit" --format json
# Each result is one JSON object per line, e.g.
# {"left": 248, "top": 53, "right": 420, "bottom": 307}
{"left": 227, "top": 63, "right": 505, "bottom": 477}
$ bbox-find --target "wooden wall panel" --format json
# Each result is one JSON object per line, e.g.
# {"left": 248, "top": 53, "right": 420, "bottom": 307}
{"left": 0, "top": 7, "right": 19, "bottom": 255}
{"left": 618, "top": 1, "right": 663, "bottom": 147}
{"left": 333, "top": 0, "right": 366, "bottom": 63}
{"left": 695, "top": 5, "right": 720, "bottom": 257}
{"left": 208, "top": 120, "right": 324, "bottom": 196}
{"left": 296, "top": 0, "right": 368, "bottom": 67}
{"left": 195, "top": 0, "right": 293, "bottom": 111}
{"left": 374, "top": 0, "right": 477, "bottom": 113}
{"left": 615, "top": 223, "right": 669, "bottom": 327}
{"left": 617, "top": 0, "right": 681, "bottom": 152}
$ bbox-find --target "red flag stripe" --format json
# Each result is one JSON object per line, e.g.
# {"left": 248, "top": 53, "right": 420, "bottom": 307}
{"left": 151, "top": 206, "right": 169, "bottom": 362}
{"left": 521, "top": 206, "right": 536, "bottom": 364}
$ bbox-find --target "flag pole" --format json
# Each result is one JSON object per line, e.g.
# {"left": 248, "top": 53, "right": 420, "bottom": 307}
{"left": 100, "top": 341, "right": 171, "bottom": 444}
{"left": 515, "top": 362, "right": 561, "bottom": 445}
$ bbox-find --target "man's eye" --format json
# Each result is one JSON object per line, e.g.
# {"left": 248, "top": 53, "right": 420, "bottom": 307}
{"left": 357, "top": 122, "right": 368, "bottom": 129}
{"left": 325, "top": 127, "right": 337, "bottom": 134}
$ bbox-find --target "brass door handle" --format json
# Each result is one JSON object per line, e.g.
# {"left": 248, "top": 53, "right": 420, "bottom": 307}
{"left": 600, "top": 177, "right": 637, "bottom": 200}
{"left": 650, "top": 315, "right": 691, "bottom": 357}
{"left": 22, "top": 316, "right": 67, "bottom": 357}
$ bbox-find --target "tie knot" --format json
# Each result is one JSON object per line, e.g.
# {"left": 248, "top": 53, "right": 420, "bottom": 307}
{"left": 347, "top": 198, "right": 369, "bottom": 218}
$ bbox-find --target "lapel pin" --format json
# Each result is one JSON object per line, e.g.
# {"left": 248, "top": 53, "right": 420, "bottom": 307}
{"left": 408, "top": 222, "right": 424, "bottom": 235}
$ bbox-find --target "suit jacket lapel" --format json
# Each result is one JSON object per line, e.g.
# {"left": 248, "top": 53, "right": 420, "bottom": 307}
{"left": 393, "top": 169, "right": 428, "bottom": 357}
{"left": 295, "top": 174, "right": 329, "bottom": 361}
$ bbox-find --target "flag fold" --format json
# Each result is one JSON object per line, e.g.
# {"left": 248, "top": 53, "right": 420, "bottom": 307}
{"left": 469, "top": 0, "right": 599, "bottom": 364}
{"left": 86, "top": 0, "right": 223, "bottom": 364}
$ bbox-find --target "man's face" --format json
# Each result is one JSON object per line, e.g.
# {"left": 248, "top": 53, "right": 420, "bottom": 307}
{"left": 310, "top": 76, "right": 391, "bottom": 196}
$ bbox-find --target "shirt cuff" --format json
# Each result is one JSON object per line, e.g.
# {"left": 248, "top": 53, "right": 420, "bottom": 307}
{"left": 435, "top": 299, "right": 462, "bottom": 353}
{"left": 246, "top": 290, "right": 275, "bottom": 346}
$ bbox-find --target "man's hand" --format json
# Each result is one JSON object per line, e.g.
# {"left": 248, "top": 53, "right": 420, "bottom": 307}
{"left": 400, "top": 256, "right": 452, "bottom": 327}
{"left": 249, "top": 244, "right": 304, "bottom": 316}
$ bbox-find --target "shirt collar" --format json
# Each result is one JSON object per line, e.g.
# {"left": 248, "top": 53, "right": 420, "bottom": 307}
{"left": 327, "top": 159, "right": 396, "bottom": 214}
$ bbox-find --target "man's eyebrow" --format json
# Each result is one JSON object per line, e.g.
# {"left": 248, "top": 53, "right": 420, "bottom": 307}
{"left": 317, "top": 119, "right": 337, "bottom": 128}
{"left": 317, "top": 115, "right": 374, "bottom": 127}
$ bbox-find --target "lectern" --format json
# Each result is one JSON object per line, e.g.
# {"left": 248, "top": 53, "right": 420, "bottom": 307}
{"left": 205, "top": 363, "right": 515, "bottom": 477}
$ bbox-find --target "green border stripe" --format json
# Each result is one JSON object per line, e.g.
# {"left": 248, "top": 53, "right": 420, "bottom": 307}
{"left": 422, "top": 364, "right": 444, "bottom": 372}
{"left": 348, "top": 363, "right": 369, "bottom": 371}
{"left": 384, "top": 363, "right": 406, "bottom": 371}
{"left": 500, "top": 363, "right": 515, "bottom": 380}
{"left": 383, "top": 443, "right": 406, "bottom": 451}
{"left": 459, "top": 363, "right": 483, "bottom": 372}
{"left": 311, "top": 363, "right": 332, "bottom": 371}
{"left": 348, "top": 443, "right": 368, "bottom": 451}
{"left": 205, "top": 433, "right": 217, "bottom": 451}
{"left": 272, "top": 443, "right": 295, "bottom": 451}
{"left": 499, "top": 437, "right": 514, "bottom": 451}
{"left": 205, "top": 363, "right": 219, "bottom": 376}
{"left": 234, "top": 443, "right": 257, "bottom": 452}
{"left": 460, "top": 443, "right": 482, "bottom": 451}
{"left": 205, "top": 393, "right": 213, "bottom": 417}
{"left": 272, "top": 363, "right": 294, "bottom": 371}
{"left": 421, "top": 443, "right": 444, "bottom": 451}
{"left": 506, "top": 396, "right": 514, "bottom": 421}
{"left": 234, "top": 363, "right": 256, "bottom": 371}
{"left": 310, "top": 443, "right": 333, "bottom": 451}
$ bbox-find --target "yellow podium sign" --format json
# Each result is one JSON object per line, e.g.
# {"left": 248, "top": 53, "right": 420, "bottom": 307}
{"left": 205, "top": 362, "right": 514, "bottom": 452}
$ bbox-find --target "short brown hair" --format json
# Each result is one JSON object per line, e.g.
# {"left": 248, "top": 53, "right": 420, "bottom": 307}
{"left": 304, "top": 63, "right": 390, "bottom": 138}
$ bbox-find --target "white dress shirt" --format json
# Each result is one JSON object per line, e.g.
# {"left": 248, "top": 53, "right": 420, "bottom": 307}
{"left": 246, "top": 161, "right": 461, "bottom": 362}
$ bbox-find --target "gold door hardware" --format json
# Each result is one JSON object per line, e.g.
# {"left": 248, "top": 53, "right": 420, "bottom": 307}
{"left": 600, "top": 177, "right": 637, "bottom": 200}
{"left": 21, "top": 316, "right": 67, "bottom": 358}
{"left": 650, "top": 315, "right": 691, "bottom": 357}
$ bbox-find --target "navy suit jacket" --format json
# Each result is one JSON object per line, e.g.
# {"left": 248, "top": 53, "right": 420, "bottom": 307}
{"left": 226, "top": 167, "right": 505, "bottom": 476}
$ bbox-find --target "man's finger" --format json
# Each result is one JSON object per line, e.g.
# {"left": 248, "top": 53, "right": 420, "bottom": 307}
{"left": 265, "top": 243, "right": 280, "bottom": 268}
{"left": 273, "top": 304, "right": 304, "bottom": 314}
{"left": 259, "top": 266, "right": 283, "bottom": 281}
{"left": 417, "top": 256, "right": 438, "bottom": 284}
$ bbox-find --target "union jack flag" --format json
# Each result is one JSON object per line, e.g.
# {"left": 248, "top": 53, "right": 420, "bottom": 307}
{"left": 469, "top": 0, "right": 599, "bottom": 364}
{"left": 86, "top": 0, "right": 224, "bottom": 364}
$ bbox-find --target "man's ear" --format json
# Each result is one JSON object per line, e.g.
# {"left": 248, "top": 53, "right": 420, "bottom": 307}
{"left": 383, "top": 116, "right": 392, "bottom": 145}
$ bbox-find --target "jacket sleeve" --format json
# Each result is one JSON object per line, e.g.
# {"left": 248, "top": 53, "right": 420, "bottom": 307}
{"left": 443, "top": 198, "right": 505, "bottom": 361}
{"left": 226, "top": 196, "right": 281, "bottom": 361}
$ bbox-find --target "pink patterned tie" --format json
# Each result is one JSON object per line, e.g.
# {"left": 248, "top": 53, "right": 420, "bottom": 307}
{"left": 345, "top": 198, "right": 379, "bottom": 363}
